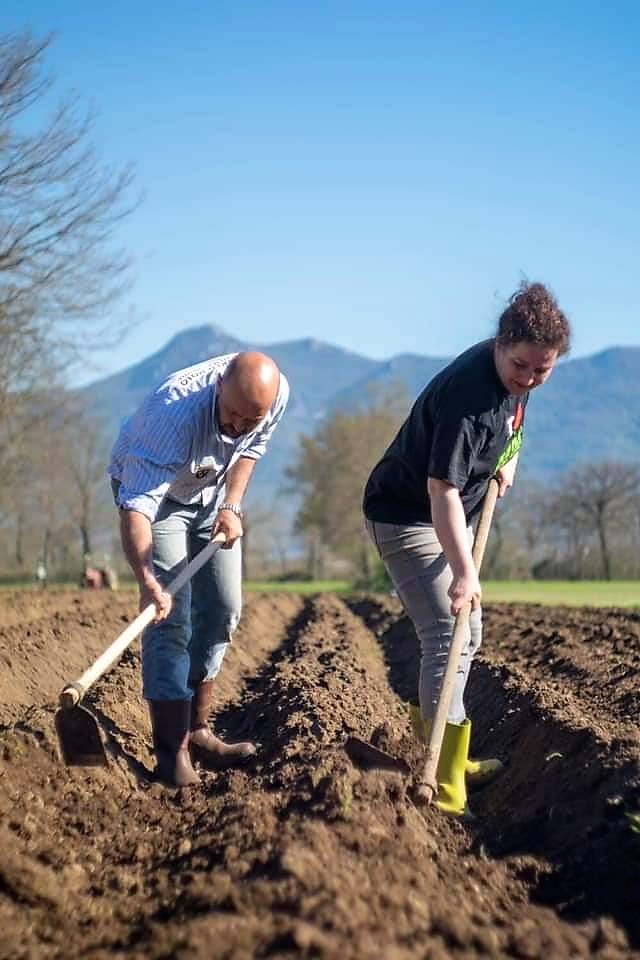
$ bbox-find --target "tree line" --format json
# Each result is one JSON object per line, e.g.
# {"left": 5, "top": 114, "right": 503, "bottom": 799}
{"left": 0, "top": 31, "right": 135, "bottom": 578}
{"left": 286, "top": 393, "right": 640, "bottom": 584}
{"left": 1, "top": 31, "right": 639, "bottom": 586}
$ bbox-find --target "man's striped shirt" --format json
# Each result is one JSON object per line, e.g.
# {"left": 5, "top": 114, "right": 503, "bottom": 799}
{"left": 108, "top": 354, "right": 289, "bottom": 522}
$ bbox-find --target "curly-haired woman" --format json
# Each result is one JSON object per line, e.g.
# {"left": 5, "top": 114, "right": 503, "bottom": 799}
{"left": 363, "top": 282, "right": 571, "bottom": 815}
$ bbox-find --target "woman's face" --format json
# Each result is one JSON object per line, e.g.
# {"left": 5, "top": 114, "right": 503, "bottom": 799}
{"left": 494, "top": 341, "right": 559, "bottom": 396}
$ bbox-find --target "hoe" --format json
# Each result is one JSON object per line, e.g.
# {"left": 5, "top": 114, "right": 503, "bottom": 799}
{"left": 346, "top": 478, "right": 499, "bottom": 805}
{"left": 55, "top": 533, "right": 226, "bottom": 766}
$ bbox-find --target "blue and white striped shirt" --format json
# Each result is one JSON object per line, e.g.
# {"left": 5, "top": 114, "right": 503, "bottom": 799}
{"left": 108, "top": 353, "right": 289, "bottom": 522}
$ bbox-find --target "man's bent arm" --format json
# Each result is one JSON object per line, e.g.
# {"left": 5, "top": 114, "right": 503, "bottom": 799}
{"left": 214, "top": 457, "right": 257, "bottom": 547}
{"left": 119, "top": 509, "right": 171, "bottom": 620}
{"left": 224, "top": 456, "right": 257, "bottom": 504}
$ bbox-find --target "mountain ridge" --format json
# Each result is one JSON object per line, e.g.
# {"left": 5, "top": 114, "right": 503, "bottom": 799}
{"left": 82, "top": 326, "right": 640, "bottom": 510}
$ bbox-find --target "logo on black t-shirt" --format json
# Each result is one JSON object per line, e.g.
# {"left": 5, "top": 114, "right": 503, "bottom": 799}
{"left": 495, "top": 401, "right": 525, "bottom": 472}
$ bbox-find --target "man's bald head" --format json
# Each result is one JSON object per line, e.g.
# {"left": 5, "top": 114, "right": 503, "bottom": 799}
{"left": 217, "top": 352, "right": 281, "bottom": 438}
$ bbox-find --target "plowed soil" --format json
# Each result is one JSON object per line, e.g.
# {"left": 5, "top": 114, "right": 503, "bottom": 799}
{"left": 1, "top": 589, "right": 639, "bottom": 959}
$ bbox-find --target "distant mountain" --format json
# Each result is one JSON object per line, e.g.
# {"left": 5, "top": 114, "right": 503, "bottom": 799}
{"left": 84, "top": 325, "right": 246, "bottom": 431}
{"left": 82, "top": 328, "right": 640, "bottom": 513}
{"left": 329, "top": 353, "right": 451, "bottom": 412}
{"left": 330, "top": 345, "right": 640, "bottom": 479}
{"left": 82, "top": 326, "right": 379, "bottom": 512}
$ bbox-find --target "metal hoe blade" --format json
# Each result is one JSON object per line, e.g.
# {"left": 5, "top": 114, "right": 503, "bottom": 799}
{"left": 344, "top": 736, "right": 411, "bottom": 774}
{"left": 54, "top": 537, "right": 227, "bottom": 768}
{"left": 55, "top": 704, "right": 108, "bottom": 767}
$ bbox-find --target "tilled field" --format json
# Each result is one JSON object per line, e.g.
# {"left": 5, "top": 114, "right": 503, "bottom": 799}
{"left": 1, "top": 589, "right": 639, "bottom": 959}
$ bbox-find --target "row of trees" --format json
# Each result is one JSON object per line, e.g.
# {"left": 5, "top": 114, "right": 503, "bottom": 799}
{"left": 286, "top": 387, "right": 409, "bottom": 581}
{"left": 0, "top": 399, "right": 114, "bottom": 578}
{"left": 0, "top": 31, "right": 135, "bottom": 577}
{"left": 287, "top": 394, "right": 640, "bottom": 583}
{"left": 3, "top": 361, "right": 640, "bottom": 585}
{"left": 486, "top": 462, "right": 640, "bottom": 581}
{"left": 2, "top": 32, "right": 638, "bottom": 586}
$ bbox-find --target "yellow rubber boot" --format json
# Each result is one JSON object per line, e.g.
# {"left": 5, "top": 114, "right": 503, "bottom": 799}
{"left": 434, "top": 720, "right": 471, "bottom": 816}
{"left": 465, "top": 753, "right": 504, "bottom": 785}
{"left": 409, "top": 704, "right": 503, "bottom": 787}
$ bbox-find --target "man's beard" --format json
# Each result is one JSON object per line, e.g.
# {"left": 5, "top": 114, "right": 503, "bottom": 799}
{"left": 221, "top": 421, "right": 242, "bottom": 439}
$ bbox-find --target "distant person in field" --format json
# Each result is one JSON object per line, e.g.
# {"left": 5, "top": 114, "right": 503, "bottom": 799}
{"left": 109, "top": 352, "right": 289, "bottom": 787}
{"left": 363, "top": 282, "right": 571, "bottom": 816}
{"left": 35, "top": 560, "right": 48, "bottom": 589}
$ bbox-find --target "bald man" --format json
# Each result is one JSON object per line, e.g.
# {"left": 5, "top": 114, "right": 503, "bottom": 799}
{"left": 109, "top": 351, "right": 289, "bottom": 787}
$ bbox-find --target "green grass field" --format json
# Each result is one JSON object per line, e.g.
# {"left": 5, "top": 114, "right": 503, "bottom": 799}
{"left": 246, "top": 579, "right": 640, "bottom": 607}
{"left": 480, "top": 580, "right": 640, "bottom": 607}
{"left": 244, "top": 579, "right": 351, "bottom": 595}
{"left": 2, "top": 578, "right": 640, "bottom": 607}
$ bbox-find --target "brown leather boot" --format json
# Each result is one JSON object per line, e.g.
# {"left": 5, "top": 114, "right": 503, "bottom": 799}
{"left": 148, "top": 699, "right": 200, "bottom": 787}
{"left": 189, "top": 680, "right": 256, "bottom": 769}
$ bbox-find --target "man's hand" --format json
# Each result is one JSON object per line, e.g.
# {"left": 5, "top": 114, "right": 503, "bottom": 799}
{"left": 140, "top": 573, "right": 172, "bottom": 622}
{"left": 119, "top": 509, "right": 172, "bottom": 622}
{"left": 213, "top": 508, "right": 243, "bottom": 548}
{"left": 448, "top": 568, "right": 482, "bottom": 616}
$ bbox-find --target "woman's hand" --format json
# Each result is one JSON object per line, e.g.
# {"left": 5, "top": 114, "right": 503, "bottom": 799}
{"left": 448, "top": 568, "right": 482, "bottom": 616}
{"left": 428, "top": 477, "right": 481, "bottom": 615}
{"left": 495, "top": 454, "right": 518, "bottom": 498}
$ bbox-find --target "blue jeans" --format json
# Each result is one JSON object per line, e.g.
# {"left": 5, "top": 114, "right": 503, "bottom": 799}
{"left": 365, "top": 520, "right": 481, "bottom": 724}
{"left": 112, "top": 482, "right": 242, "bottom": 701}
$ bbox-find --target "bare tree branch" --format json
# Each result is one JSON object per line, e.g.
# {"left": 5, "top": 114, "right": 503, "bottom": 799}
{"left": 546, "top": 461, "right": 640, "bottom": 579}
{"left": 0, "top": 30, "right": 138, "bottom": 472}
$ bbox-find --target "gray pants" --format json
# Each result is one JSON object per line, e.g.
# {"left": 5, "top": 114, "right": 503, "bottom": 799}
{"left": 365, "top": 520, "right": 482, "bottom": 724}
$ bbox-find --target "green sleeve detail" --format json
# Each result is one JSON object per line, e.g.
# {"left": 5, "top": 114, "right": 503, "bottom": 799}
{"left": 494, "top": 426, "right": 523, "bottom": 473}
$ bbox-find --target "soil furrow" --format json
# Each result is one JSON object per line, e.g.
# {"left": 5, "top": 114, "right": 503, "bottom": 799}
{"left": 348, "top": 593, "right": 640, "bottom": 956}
{"left": 100, "top": 593, "right": 630, "bottom": 959}
{"left": 0, "top": 592, "right": 305, "bottom": 958}
{"left": 0, "top": 590, "right": 639, "bottom": 958}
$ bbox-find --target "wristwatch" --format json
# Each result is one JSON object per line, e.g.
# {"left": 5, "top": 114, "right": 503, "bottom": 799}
{"left": 218, "top": 502, "right": 243, "bottom": 519}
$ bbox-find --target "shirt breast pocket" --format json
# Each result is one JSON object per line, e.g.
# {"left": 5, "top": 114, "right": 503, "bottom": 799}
{"left": 192, "top": 456, "right": 219, "bottom": 482}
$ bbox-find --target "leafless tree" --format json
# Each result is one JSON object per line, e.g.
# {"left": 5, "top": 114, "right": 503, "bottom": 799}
{"left": 0, "top": 390, "right": 116, "bottom": 576}
{"left": 0, "top": 394, "right": 73, "bottom": 571}
{"left": 483, "top": 476, "right": 559, "bottom": 579}
{"left": 546, "top": 461, "right": 640, "bottom": 579}
{"left": 0, "top": 31, "right": 136, "bottom": 459}
{"left": 62, "top": 410, "right": 113, "bottom": 558}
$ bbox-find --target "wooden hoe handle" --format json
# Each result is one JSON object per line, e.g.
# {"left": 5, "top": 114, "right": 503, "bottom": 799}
{"left": 417, "top": 477, "right": 499, "bottom": 803}
{"left": 58, "top": 533, "right": 226, "bottom": 709}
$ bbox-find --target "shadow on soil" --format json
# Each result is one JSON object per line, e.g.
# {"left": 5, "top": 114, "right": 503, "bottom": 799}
{"left": 347, "top": 596, "right": 640, "bottom": 949}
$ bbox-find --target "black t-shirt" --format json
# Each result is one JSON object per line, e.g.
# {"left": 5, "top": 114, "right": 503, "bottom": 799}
{"left": 363, "top": 339, "right": 527, "bottom": 524}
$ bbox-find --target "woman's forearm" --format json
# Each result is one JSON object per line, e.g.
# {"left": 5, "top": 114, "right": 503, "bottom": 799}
{"left": 428, "top": 477, "right": 480, "bottom": 612}
{"left": 427, "top": 477, "right": 474, "bottom": 576}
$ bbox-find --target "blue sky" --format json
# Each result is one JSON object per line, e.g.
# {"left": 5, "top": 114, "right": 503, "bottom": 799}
{"left": 5, "top": 1, "right": 639, "bottom": 383}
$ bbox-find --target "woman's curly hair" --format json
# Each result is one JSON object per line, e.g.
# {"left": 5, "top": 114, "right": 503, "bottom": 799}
{"left": 496, "top": 282, "right": 571, "bottom": 356}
